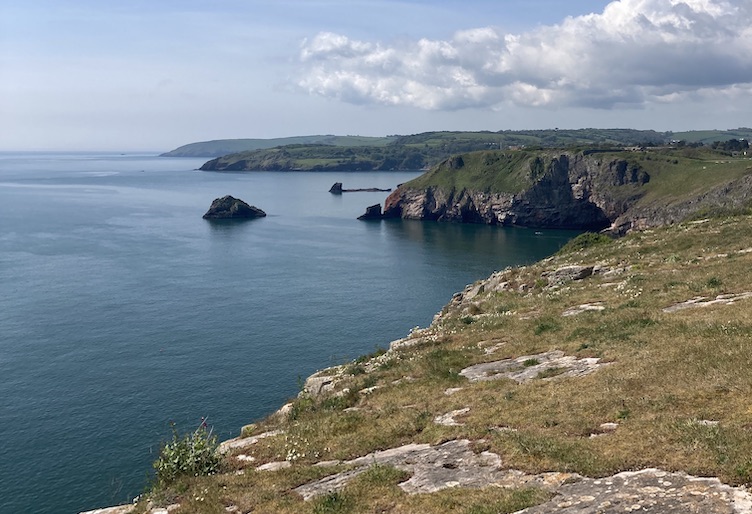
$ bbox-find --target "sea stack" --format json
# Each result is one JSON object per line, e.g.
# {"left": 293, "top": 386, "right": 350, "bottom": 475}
{"left": 357, "top": 204, "right": 383, "bottom": 220}
{"left": 203, "top": 195, "right": 266, "bottom": 220}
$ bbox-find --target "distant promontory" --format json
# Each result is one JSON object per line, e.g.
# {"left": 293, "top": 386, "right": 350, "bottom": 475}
{"left": 165, "top": 129, "right": 752, "bottom": 170}
{"left": 361, "top": 145, "right": 752, "bottom": 234}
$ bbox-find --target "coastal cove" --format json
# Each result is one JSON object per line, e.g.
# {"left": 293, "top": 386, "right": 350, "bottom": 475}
{"left": 0, "top": 153, "right": 579, "bottom": 514}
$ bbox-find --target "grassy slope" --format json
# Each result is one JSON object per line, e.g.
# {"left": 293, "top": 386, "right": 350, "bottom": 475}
{"left": 185, "top": 129, "right": 673, "bottom": 165}
{"left": 670, "top": 128, "right": 752, "bottom": 145}
{"left": 161, "top": 136, "right": 396, "bottom": 157}
{"left": 139, "top": 213, "right": 752, "bottom": 514}
{"left": 404, "top": 150, "right": 538, "bottom": 194}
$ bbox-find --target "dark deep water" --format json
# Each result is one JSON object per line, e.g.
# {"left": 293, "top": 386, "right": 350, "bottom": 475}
{"left": 0, "top": 153, "right": 579, "bottom": 513}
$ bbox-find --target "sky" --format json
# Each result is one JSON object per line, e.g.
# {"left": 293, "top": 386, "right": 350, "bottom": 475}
{"left": 1, "top": 0, "right": 751, "bottom": 151}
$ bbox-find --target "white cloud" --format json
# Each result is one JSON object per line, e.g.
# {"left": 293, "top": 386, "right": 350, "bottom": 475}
{"left": 297, "top": 0, "right": 752, "bottom": 110}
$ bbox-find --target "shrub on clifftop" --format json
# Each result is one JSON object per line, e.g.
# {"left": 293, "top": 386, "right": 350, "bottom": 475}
{"left": 153, "top": 421, "right": 221, "bottom": 485}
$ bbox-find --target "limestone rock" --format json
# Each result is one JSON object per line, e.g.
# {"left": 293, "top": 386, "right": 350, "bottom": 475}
{"left": 80, "top": 507, "right": 134, "bottom": 514}
{"left": 663, "top": 292, "right": 752, "bottom": 313}
{"left": 256, "top": 461, "right": 292, "bottom": 472}
{"left": 517, "top": 468, "right": 752, "bottom": 513}
{"left": 202, "top": 195, "right": 266, "bottom": 220}
{"left": 543, "top": 265, "right": 595, "bottom": 285}
{"left": 295, "top": 439, "right": 575, "bottom": 500}
{"left": 459, "top": 351, "right": 607, "bottom": 383}
{"left": 217, "top": 429, "right": 284, "bottom": 453}
{"left": 434, "top": 408, "right": 470, "bottom": 426}
{"left": 562, "top": 303, "right": 606, "bottom": 317}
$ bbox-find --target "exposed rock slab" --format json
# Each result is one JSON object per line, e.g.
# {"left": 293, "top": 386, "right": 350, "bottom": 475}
{"left": 202, "top": 195, "right": 266, "bottom": 219}
{"left": 302, "top": 367, "right": 346, "bottom": 397}
{"left": 295, "top": 439, "right": 576, "bottom": 500}
{"left": 562, "top": 303, "right": 605, "bottom": 317}
{"left": 217, "top": 429, "right": 284, "bottom": 453}
{"left": 459, "top": 351, "right": 607, "bottom": 384}
{"left": 663, "top": 292, "right": 752, "bottom": 313}
{"left": 256, "top": 461, "right": 291, "bottom": 472}
{"left": 544, "top": 265, "right": 595, "bottom": 286}
{"left": 516, "top": 468, "right": 752, "bottom": 513}
{"left": 80, "top": 507, "right": 134, "bottom": 514}
{"left": 434, "top": 408, "right": 471, "bottom": 426}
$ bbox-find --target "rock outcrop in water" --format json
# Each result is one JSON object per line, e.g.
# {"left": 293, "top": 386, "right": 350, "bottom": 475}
{"left": 329, "top": 182, "right": 392, "bottom": 194}
{"left": 357, "top": 204, "right": 383, "bottom": 220}
{"left": 202, "top": 195, "right": 266, "bottom": 220}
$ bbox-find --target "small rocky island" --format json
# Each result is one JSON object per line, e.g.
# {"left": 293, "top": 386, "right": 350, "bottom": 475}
{"left": 357, "top": 204, "right": 383, "bottom": 220}
{"left": 329, "top": 182, "right": 392, "bottom": 194}
{"left": 202, "top": 195, "right": 266, "bottom": 220}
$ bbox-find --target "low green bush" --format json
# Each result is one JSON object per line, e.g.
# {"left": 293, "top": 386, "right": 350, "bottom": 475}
{"left": 153, "top": 421, "right": 221, "bottom": 485}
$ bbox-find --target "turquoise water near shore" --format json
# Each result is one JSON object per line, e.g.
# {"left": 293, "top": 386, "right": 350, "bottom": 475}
{"left": 0, "top": 153, "right": 579, "bottom": 513}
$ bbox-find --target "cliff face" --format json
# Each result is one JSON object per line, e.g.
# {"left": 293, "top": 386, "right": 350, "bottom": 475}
{"left": 382, "top": 152, "right": 649, "bottom": 232}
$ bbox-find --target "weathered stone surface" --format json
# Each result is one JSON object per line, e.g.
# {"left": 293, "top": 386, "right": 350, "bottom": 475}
{"left": 302, "top": 367, "right": 345, "bottom": 397}
{"left": 389, "top": 335, "right": 431, "bottom": 351}
{"left": 217, "top": 429, "right": 284, "bottom": 453}
{"left": 434, "top": 407, "right": 470, "bottom": 426}
{"left": 329, "top": 182, "right": 344, "bottom": 194}
{"left": 80, "top": 506, "right": 134, "bottom": 514}
{"left": 256, "top": 461, "right": 291, "bottom": 472}
{"left": 295, "top": 439, "right": 576, "bottom": 500}
{"left": 562, "top": 303, "right": 606, "bottom": 317}
{"left": 544, "top": 265, "right": 595, "bottom": 285}
{"left": 80, "top": 504, "right": 181, "bottom": 514}
{"left": 202, "top": 195, "right": 266, "bottom": 219}
{"left": 663, "top": 292, "right": 752, "bottom": 313}
{"left": 517, "top": 468, "right": 752, "bottom": 513}
{"left": 459, "top": 351, "right": 607, "bottom": 383}
{"left": 357, "top": 203, "right": 383, "bottom": 220}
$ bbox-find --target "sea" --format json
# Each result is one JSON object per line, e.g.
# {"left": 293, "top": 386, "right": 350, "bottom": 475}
{"left": 0, "top": 152, "right": 579, "bottom": 513}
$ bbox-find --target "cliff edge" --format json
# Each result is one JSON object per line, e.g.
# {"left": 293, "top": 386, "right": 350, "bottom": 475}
{"left": 376, "top": 148, "right": 752, "bottom": 234}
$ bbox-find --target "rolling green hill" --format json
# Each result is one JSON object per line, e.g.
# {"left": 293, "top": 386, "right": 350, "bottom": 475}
{"left": 160, "top": 135, "right": 396, "bottom": 158}
{"left": 192, "top": 129, "right": 750, "bottom": 171}
{"left": 670, "top": 128, "right": 752, "bottom": 144}
{"left": 197, "top": 129, "right": 671, "bottom": 171}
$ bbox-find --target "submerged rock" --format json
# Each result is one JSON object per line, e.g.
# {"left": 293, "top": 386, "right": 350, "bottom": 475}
{"left": 202, "top": 195, "right": 266, "bottom": 220}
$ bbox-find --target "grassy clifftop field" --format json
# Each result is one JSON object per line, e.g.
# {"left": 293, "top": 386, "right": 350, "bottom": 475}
{"left": 112, "top": 211, "right": 752, "bottom": 514}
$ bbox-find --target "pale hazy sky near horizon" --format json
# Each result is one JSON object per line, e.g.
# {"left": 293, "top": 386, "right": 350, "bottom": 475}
{"left": 1, "top": 0, "right": 751, "bottom": 152}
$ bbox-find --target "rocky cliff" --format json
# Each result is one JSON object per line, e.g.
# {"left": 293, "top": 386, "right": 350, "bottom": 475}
{"left": 378, "top": 149, "right": 752, "bottom": 234}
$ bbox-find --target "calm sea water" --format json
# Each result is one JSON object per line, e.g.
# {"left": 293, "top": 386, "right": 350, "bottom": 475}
{"left": 0, "top": 153, "right": 578, "bottom": 513}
